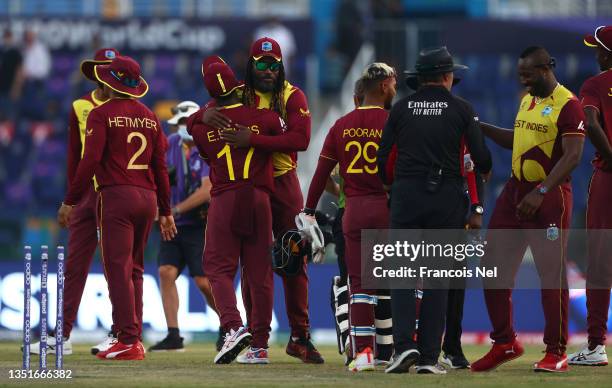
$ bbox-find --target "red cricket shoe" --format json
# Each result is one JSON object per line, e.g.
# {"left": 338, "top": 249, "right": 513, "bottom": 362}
{"left": 534, "top": 353, "right": 568, "bottom": 373}
{"left": 286, "top": 337, "right": 324, "bottom": 364}
{"left": 471, "top": 340, "right": 524, "bottom": 372}
{"left": 96, "top": 340, "right": 145, "bottom": 361}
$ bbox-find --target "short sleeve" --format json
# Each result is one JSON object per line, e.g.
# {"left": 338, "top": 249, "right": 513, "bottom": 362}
{"left": 558, "top": 98, "right": 586, "bottom": 137}
{"left": 579, "top": 77, "right": 601, "bottom": 112}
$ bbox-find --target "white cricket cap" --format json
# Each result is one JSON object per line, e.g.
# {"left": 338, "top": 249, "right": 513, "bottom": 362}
{"left": 167, "top": 100, "right": 200, "bottom": 125}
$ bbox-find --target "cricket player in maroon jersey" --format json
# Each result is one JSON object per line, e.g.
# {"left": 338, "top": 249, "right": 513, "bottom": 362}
{"left": 568, "top": 25, "right": 612, "bottom": 366}
{"left": 472, "top": 47, "right": 585, "bottom": 373}
{"left": 57, "top": 55, "right": 177, "bottom": 361}
{"left": 188, "top": 62, "right": 286, "bottom": 365}
{"left": 27, "top": 48, "right": 120, "bottom": 357}
{"left": 211, "top": 37, "right": 323, "bottom": 363}
{"left": 299, "top": 63, "right": 396, "bottom": 372}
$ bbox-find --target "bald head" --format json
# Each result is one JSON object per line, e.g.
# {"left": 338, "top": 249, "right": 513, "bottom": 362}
{"left": 517, "top": 46, "right": 558, "bottom": 98}
{"left": 519, "top": 46, "right": 555, "bottom": 69}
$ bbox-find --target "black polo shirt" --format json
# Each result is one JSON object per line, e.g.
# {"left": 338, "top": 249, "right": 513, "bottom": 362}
{"left": 377, "top": 85, "right": 491, "bottom": 182}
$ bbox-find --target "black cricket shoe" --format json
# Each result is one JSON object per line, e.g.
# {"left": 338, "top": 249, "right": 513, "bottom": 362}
{"left": 149, "top": 334, "right": 185, "bottom": 352}
{"left": 385, "top": 349, "right": 420, "bottom": 374}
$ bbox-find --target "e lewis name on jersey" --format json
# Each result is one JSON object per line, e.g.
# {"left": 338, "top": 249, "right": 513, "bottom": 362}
{"left": 408, "top": 100, "right": 449, "bottom": 116}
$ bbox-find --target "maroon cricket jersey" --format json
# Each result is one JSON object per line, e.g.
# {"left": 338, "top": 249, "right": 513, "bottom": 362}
{"left": 187, "top": 103, "right": 285, "bottom": 196}
{"left": 305, "top": 106, "right": 388, "bottom": 209}
{"left": 580, "top": 70, "right": 612, "bottom": 169}
{"left": 64, "top": 98, "right": 171, "bottom": 216}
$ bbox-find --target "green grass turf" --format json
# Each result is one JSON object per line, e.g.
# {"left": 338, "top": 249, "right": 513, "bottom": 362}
{"left": 1, "top": 343, "right": 611, "bottom": 387}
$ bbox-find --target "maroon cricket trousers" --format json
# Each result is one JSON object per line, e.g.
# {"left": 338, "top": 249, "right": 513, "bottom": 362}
{"left": 204, "top": 186, "right": 274, "bottom": 349}
{"left": 344, "top": 194, "right": 389, "bottom": 354}
{"left": 98, "top": 185, "right": 156, "bottom": 344}
{"left": 64, "top": 185, "right": 99, "bottom": 338}
{"left": 483, "top": 177, "right": 571, "bottom": 355}
{"left": 586, "top": 168, "right": 612, "bottom": 346}
{"left": 241, "top": 170, "right": 311, "bottom": 339}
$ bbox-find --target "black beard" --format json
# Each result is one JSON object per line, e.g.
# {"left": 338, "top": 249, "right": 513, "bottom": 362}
{"left": 254, "top": 78, "right": 275, "bottom": 93}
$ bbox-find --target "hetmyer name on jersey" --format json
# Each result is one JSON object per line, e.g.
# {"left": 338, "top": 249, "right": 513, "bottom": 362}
{"left": 408, "top": 100, "right": 449, "bottom": 116}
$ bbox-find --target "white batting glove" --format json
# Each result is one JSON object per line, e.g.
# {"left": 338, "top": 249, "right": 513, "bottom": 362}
{"left": 295, "top": 212, "right": 325, "bottom": 264}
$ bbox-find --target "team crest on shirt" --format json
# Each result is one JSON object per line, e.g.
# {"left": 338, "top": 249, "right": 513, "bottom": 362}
{"left": 541, "top": 106, "right": 553, "bottom": 117}
{"left": 546, "top": 224, "right": 559, "bottom": 241}
{"left": 262, "top": 41, "right": 273, "bottom": 52}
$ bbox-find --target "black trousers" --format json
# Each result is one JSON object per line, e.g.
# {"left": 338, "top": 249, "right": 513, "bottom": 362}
{"left": 389, "top": 177, "right": 466, "bottom": 365}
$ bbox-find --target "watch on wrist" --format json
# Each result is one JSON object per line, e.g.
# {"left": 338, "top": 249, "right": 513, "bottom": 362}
{"left": 471, "top": 204, "right": 484, "bottom": 215}
{"left": 171, "top": 207, "right": 180, "bottom": 217}
{"left": 536, "top": 184, "right": 548, "bottom": 195}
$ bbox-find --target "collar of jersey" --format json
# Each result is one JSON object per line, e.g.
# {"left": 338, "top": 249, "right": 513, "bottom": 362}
{"left": 91, "top": 90, "right": 106, "bottom": 105}
{"left": 357, "top": 105, "right": 384, "bottom": 110}
{"left": 219, "top": 103, "right": 243, "bottom": 109}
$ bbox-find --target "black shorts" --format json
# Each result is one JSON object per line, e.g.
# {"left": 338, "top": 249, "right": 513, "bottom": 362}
{"left": 158, "top": 224, "right": 205, "bottom": 277}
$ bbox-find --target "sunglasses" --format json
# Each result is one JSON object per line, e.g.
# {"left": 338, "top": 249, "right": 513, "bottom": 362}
{"left": 254, "top": 60, "right": 281, "bottom": 72}
{"left": 110, "top": 70, "right": 140, "bottom": 88}
{"left": 534, "top": 57, "right": 556, "bottom": 69}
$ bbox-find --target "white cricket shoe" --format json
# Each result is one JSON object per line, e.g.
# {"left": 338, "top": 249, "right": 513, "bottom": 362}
{"left": 568, "top": 344, "right": 608, "bottom": 366}
{"left": 214, "top": 326, "right": 252, "bottom": 364}
{"left": 416, "top": 363, "right": 448, "bottom": 374}
{"left": 236, "top": 347, "right": 270, "bottom": 364}
{"left": 24, "top": 336, "right": 73, "bottom": 355}
{"left": 348, "top": 347, "right": 375, "bottom": 372}
{"left": 91, "top": 332, "right": 118, "bottom": 355}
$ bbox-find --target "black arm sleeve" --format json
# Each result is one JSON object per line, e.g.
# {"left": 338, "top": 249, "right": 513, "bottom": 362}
{"left": 476, "top": 172, "right": 486, "bottom": 205}
{"left": 462, "top": 104, "right": 492, "bottom": 174}
{"left": 377, "top": 102, "right": 400, "bottom": 183}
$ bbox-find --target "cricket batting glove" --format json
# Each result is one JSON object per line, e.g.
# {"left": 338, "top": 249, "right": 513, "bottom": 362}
{"left": 295, "top": 212, "right": 325, "bottom": 263}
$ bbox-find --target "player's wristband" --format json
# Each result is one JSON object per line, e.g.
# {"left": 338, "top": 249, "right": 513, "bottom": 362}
{"left": 303, "top": 207, "right": 316, "bottom": 216}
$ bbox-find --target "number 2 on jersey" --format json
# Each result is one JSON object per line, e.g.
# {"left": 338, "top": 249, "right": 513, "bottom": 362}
{"left": 217, "top": 144, "right": 255, "bottom": 180}
{"left": 345, "top": 141, "right": 378, "bottom": 174}
{"left": 127, "top": 132, "right": 148, "bottom": 170}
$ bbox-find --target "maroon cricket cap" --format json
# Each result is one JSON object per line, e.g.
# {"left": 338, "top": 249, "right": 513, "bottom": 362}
{"left": 203, "top": 62, "right": 241, "bottom": 98}
{"left": 94, "top": 55, "right": 149, "bottom": 98}
{"left": 250, "top": 37, "right": 282, "bottom": 61}
{"left": 80, "top": 48, "right": 120, "bottom": 81}
{"left": 201, "top": 55, "right": 226, "bottom": 77}
{"left": 584, "top": 25, "right": 612, "bottom": 52}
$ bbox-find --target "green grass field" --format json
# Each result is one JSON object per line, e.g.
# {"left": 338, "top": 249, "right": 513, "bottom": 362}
{"left": 1, "top": 343, "right": 611, "bottom": 387}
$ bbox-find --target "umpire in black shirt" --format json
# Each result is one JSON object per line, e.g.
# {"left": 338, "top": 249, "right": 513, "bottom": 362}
{"left": 377, "top": 47, "right": 492, "bottom": 374}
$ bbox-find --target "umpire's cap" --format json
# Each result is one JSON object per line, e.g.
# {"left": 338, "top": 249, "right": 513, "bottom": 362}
{"left": 404, "top": 46, "right": 468, "bottom": 90}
